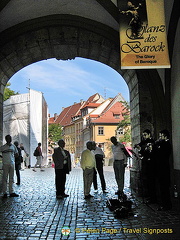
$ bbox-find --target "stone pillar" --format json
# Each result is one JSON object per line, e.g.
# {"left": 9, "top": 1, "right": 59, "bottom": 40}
{"left": 129, "top": 69, "right": 166, "bottom": 196}
{"left": 130, "top": 78, "right": 154, "bottom": 196}
{"left": 127, "top": 72, "right": 142, "bottom": 195}
{"left": 0, "top": 75, "right": 8, "bottom": 145}
{"left": 0, "top": 92, "right": 3, "bottom": 145}
{"left": 0, "top": 90, "right": 3, "bottom": 187}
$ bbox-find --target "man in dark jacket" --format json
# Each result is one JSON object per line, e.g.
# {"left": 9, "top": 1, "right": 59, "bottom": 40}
{"left": 52, "top": 139, "right": 71, "bottom": 199}
{"left": 14, "top": 141, "right": 22, "bottom": 185}
{"left": 154, "top": 129, "right": 172, "bottom": 211}
{"left": 92, "top": 142, "right": 107, "bottom": 193}
{"left": 135, "top": 129, "right": 156, "bottom": 203}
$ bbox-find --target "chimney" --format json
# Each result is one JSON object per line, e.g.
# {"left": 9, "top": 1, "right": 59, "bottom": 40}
{"left": 54, "top": 113, "right": 57, "bottom": 120}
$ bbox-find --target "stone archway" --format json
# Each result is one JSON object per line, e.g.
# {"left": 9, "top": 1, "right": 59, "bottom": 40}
{"left": 0, "top": 15, "right": 134, "bottom": 134}
{"left": 0, "top": 14, "right": 166, "bottom": 194}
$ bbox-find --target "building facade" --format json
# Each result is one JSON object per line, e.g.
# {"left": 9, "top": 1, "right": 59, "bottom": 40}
{"left": 49, "top": 93, "right": 129, "bottom": 163}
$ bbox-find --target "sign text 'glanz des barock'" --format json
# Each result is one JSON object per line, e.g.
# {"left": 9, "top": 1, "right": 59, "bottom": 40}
{"left": 119, "top": 0, "right": 170, "bottom": 69}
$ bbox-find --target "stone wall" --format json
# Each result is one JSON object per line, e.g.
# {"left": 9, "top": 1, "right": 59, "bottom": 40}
{"left": 0, "top": 10, "right": 176, "bottom": 196}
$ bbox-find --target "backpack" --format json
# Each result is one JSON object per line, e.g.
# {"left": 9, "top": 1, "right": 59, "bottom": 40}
{"left": 33, "top": 148, "right": 39, "bottom": 156}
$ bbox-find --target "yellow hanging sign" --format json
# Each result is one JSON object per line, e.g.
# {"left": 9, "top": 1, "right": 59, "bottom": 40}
{"left": 119, "top": 0, "right": 170, "bottom": 69}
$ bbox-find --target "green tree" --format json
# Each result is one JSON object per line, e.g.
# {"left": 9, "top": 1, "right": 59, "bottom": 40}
{"left": 48, "top": 123, "right": 63, "bottom": 146}
{"left": 117, "top": 101, "right": 131, "bottom": 143}
{"left": 4, "top": 83, "right": 19, "bottom": 101}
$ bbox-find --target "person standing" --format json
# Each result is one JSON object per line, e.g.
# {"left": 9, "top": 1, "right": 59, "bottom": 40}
{"left": 20, "top": 143, "right": 29, "bottom": 169}
{"left": 135, "top": 129, "right": 156, "bottom": 203}
{"left": 110, "top": 136, "right": 129, "bottom": 197}
{"left": 92, "top": 142, "right": 108, "bottom": 193}
{"left": 70, "top": 152, "right": 75, "bottom": 168}
{"left": 81, "top": 141, "right": 96, "bottom": 199}
{"left": 14, "top": 141, "right": 22, "bottom": 185}
{"left": 52, "top": 139, "right": 71, "bottom": 199}
{"left": 0, "top": 135, "right": 19, "bottom": 198}
{"left": 154, "top": 129, "right": 172, "bottom": 211}
{"left": 33, "top": 142, "right": 44, "bottom": 172}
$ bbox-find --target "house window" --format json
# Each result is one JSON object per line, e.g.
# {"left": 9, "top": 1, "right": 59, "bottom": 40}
{"left": 114, "top": 113, "right": 120, "bottom": 119}
{"left": 98, "top": 127, "right": 104, "bottom": 135}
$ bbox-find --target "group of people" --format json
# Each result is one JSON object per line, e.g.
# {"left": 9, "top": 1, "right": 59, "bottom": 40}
{"left": 0, "top": 135, "right": 41, "bottom": 198}
{"left": 52, "top": 131, "right": 172, "bottom": 212}
{"left": 52, "top": 140, "right": 108, "bottom": 199}
{"left": 1, "top": 131, "right": 172, "bottom": 212}
{"left": 134, "top": 129, "right": 172, "bottom": 211}
{"left": 80, "top": 141, "right": 108, "bottom": 199}
{"left": 52, "top": 137, "right": 130, "bottom": 200}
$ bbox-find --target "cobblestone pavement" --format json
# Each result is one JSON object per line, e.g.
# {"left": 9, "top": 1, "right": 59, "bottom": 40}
{"left": 0, "top": 166, "right": 180, "bottom": 240}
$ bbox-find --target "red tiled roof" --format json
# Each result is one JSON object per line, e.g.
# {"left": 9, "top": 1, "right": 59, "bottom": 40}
{"left": 48, "top": 117, "right": 56, "bottom": 124}
{"left": 54, "top": 93, "right": 102, "bottom": 127}
{"left": 83, "top": 93, "right": 104, "bottom": 106}
{"left": 91, "top": 102, "right": 126, "bottom": 124}
{"left": 91, "top": 116, "right": 122, "bottom": 123}
{"left": 100, "top": 93, "right": 125, "bottom": 115}
{"left": 55, "top": 102, "right": 84, "bottom": 126}
{"left": 81, "top": 102, "right": 100, "bottom": 109}
{"left": 89, "top": 114, "right": 99, "bottom": 118}
{"left": 86, "top": 93, "right": 98, "bottom": 103}
{"left": 50, "top": 93, "right": 124, "bottom": 127}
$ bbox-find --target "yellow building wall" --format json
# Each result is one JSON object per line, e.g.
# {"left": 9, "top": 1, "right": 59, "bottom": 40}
{"left": 64, "top": 125, "right": 75, "bottom": 154}
{"left": 74, "top": 120, "right": 84, "bottom": 159}
{"left": 93, "top": 125, "right": 117, "bottom": 159}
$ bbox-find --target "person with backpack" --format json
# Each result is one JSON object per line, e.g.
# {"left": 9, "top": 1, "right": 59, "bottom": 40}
{"left": 33, "top": 143, "right": 44, "bottom": 172}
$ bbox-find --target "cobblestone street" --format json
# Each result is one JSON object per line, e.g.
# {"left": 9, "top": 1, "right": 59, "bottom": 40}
{"left": 0, "top": 166, "right": 180, "bottom": 240}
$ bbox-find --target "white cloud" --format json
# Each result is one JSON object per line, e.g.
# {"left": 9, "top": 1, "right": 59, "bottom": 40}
{"left": 21, "top": 59, "right": 105, "bottom": 96}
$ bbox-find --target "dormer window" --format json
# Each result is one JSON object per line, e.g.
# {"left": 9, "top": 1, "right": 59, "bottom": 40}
{"left": 113, "top": 113, "right": 120, "bottom": 119}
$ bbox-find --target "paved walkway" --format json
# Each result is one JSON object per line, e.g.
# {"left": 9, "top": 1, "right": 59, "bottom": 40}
{"left": 0, "top": 166, "right": 180, "bottom": 240}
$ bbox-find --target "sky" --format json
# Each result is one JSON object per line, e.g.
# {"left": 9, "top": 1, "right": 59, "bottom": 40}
{"left": 9, "top": 58, "right": 129, "bottom": 116}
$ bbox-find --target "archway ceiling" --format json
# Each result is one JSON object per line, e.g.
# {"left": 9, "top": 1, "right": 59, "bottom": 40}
{"left": 0, "top": 0, "right": 136, "bottom": 92}
{"left": 0, "top": 0, "right": 119, "bottom": 34}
